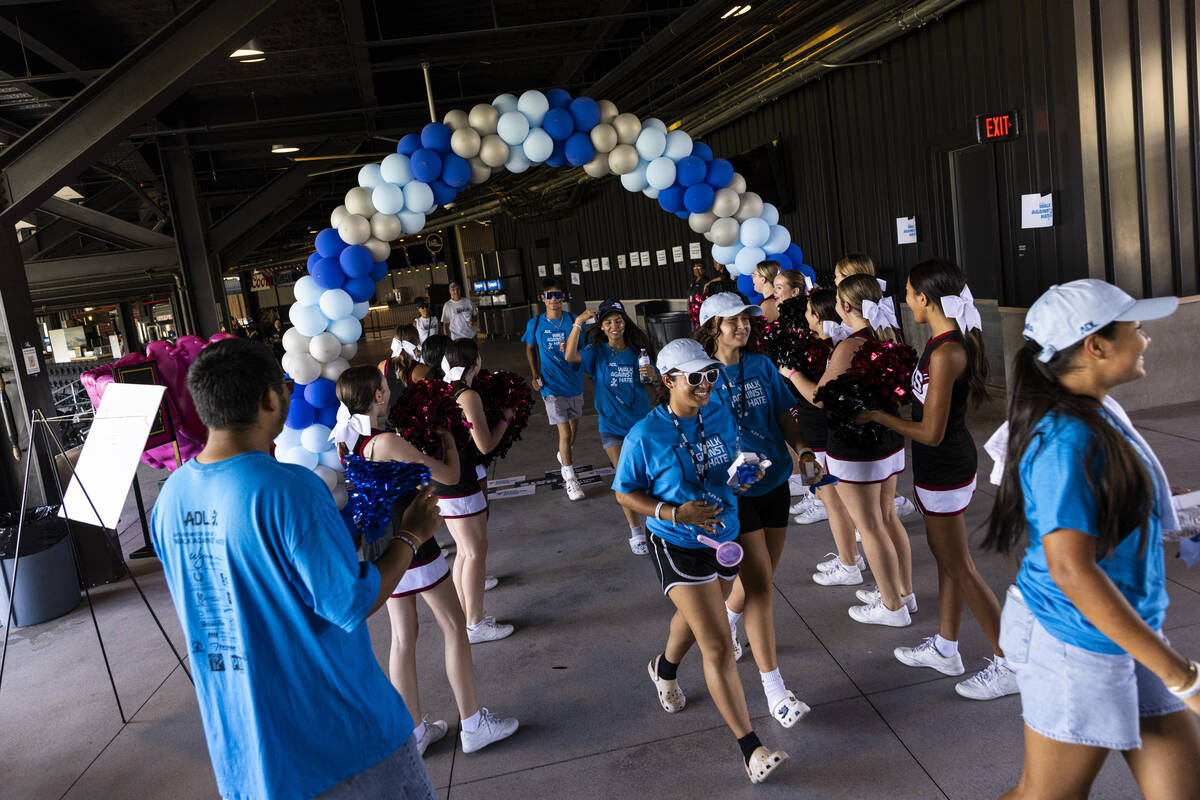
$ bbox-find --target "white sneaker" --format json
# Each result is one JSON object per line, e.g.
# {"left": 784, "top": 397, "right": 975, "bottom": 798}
{"left": 789, "top": 494, "right": 815, "bottom": 515}
{"left": 816, "top": 552, "right": 866, "bottom": 572}
{"left": 483, "top": 575, "right": 499, "bottom": 591}
{"left": 856, "top": 587, "right": 918, "bottom": 614}
{"left": 730, "top": 618, "right": 744, "bottom": 661}
{"left": 466, "top": 615, "right": 514, "bottom": 644}
{"left": 414, "top": 715, "right": 448, "bottom": 756}
{"left": 812, "top": 560, "right": 863, "bottom": 586}
{"left": 894, "top": 637, "right": 965, "bottom": 676}
{"left": 955, "top": 657, "right": 1020, "bottom": 700}
{"left": 894, "top": 495, "right": 919, "bottom": 519}
{"left": 793, "top": 501, "right": 829, "bottom": 525}
{"left": 460, "top": 707, "right": 519, "bottom": 753}
{"left": 563, "top": 477, "right": 586, "bottom": 501}
{"left": 848, "top": 597, "right": 912, "bottom": 627}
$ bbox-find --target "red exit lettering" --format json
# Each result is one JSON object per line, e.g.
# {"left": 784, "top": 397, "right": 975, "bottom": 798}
{"left": 977, "top": 110, "right": 1019, "bottom": 143}
{"left": 986, "top": 115, "right": 1010, "bottom": 138}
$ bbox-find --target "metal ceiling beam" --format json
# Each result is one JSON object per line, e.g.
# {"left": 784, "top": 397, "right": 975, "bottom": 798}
{"left": 38, "top": 195, "right": 173, "bottom": 248}
{"left": 222, "top": 192, "right": 319, "bottom": 267}
{"left": 0, "top": 0, "right": 291, "bottom": 226}
{"left": 0, "top": 17, "right": 81, "bottom": 75}
{"left": 25, "top": 246, "right": 179, "bottom": 286}
{"left": 339, "top": 0, "right": 378, "bottom": 113}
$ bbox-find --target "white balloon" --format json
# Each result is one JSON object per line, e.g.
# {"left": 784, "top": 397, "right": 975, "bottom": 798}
{"left": 318, "top": 447, "right": 344, "bottom": 471}
{"left": 371, "top": 183, "right": 405, "bottom": 215}
{"left": 308, "top": 331, "right": 342, "bottom": 363}
{"left": 496, "top": 110, "right": 530, "bottom": 145}
{"left": 597, "top": 99, "right": 619, "bottom": 124}
{"left": 522, "top": 128, "right": 554, "bottom": 163}
{"left": 358, "top": 163, "right": 383, "bottom": 189}
{"left": 664, "top": 129, "right": 693, "bottom": 160}
{"left": 468, "top": 156, "right": 490, "bottom": 185}
{"left": 275, "top": 426, "right": 302, "bottom": 450}
{"left": 301, "top": 424, "right": 333, "bottom": 453}
{"left": 642, "top": 117, "right": 668, "bottom": 134}
{"left": 468, "top": 103, "right": 499, "bottom": 135}
{"left": 712, "top": 187, "right": 740, "bottom": 218}
{"left": 370, "top": 213, "right": 403, "bottom": 242}
{"left": 364, "top": 236, "right": 390, "bottom": 263}
{"left": 340, "top": 342, "right": 358, "bottom": 360}
{"left": 329, "top": 317, "right": 363, "bottom": 345}
{"left": 352, "top": 301, "right": 370, "bottom": 320}
{"left": 764, "top": 224, "right": 791, "bottom": 254}
{"left": 344, "top": 187, "right": 376, "bottom": 218}
{"left": 314, "top": 465, "right": 339, "bottom": 491}
{"left": 380, "top": 153, "right": 413, "bottom": 185}
{"left": 688, "top": 211, "right": 717, "bottom": 234}
{"left": 710, "top": 216, "right": 741, "bottom": 246}
{"left": 450, "top": 127, "right": 481, "bottom": 159}
{"left": 293, "top": 275, "right": 322, "bottom": 306}
{"left": 589, "top": 123, "right": 617, "bottom": 154}
{"left": 735, "top": 192, "right": 764, "bottom": 222}
{"left": 330, "top": 204, "right": 350, "bottom": 229}
{"left": 613, "top": 112, "right": 642, "bottom": 144}
{"left": 332, "top": 484, "right": 348, "bottom": 509}
{"left": 607, "top": 144, "right": 639, "bottom": 175}
{"left": 320, "top": 357, "right": 350, "bottom": 382}
{"left": 729, "top": 172, "right": 747, "bottom": 194}
{"left": 635, "top": 127, "right": 667, "bottom": 161}
{"left": 337, "top": 214, "right": 371, "bottom": 245}
{"left": 492, "top": 93, "right": 518, "bottom": 114}
{"left": 505, "top": 147, "right": 531, "bottom": 173}
{"left": 703, "top": 230, "right": 715, "bottom": 242}
{"left": 279, "top": 445, "right": 319, "bottom": 470}
{"left": 443, "top": 108, "right": 469, "bottom": 130}
{"left": 289, "top": 303, "right": 329, "bottom": 337}
{"left": 517, "top": 90, "right": 549, "bottom": 127}
{"left": 403, "top": 182, "right": 434, "bottom": 214}
{"left": 399, "top": 211, "right": 425, "bottom": 234}
{"left": 284, "top": 352, "right": 321, "bottom": 384}
{"left": 478, "top": 134, "right": 509, "bottom": 167}
{"left": 583, "top": 153, "right": 610, "bottom": 178}
{"left": 282, "top": 326, "right": 311, "bottom": 355}
{"left": 760, "top": 202, "right": 780, "bottom": 226}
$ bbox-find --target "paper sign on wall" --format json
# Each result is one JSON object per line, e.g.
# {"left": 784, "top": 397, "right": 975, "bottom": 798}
{"left": 570, "top": 272, "right": 581, "bottom": 285}
{"left": 582, "top": 258, "right": 590, "bottom": 271}
{"left": 671, "top": 246, "right": 683, "bottom": 263}
{"left": 629, "top": 252, "right": 640, "bottom": 266}
{"left": 537, "top": 264, "right": 547, "bottom": 277}
{"left": 896, "top": 216, "right": 917, "bottom": 245}
{"left": 618, "top": 254, "right": 627, "bottom": 269}
{"left": 656, "top": 249, "right": 667, "bottom": 266}
{"left": 1021, "top": 193, "right": 1054, "bottom": 228}
{"left": 601, "top": 256, "right": 611, "bottom": 271}
{"left": 689, "top": 242, "right": 702, "bottom": 259}
{"left": 553, "top": 262, "right": 562, "bottom": 275}
{"left": 640, "top": 251, "right": 650, "bottom": 266}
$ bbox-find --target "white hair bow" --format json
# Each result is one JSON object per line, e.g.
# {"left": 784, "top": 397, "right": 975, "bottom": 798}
{"left": 441, "top": 356, "right": 467, "bottom": 384}
{"left": 940, "top": 285, "right": 982, "bottom": 333}
{"left": 329, "top": 403, "right": 372, "bottom": 447}
{"left": 391, "top": 338, "right": 421, "bottom": 361}
{"left": 862, "top": 296, "right": 898, "bottom": 330}
{"left": 822, "top": 320, "right": 852, "bottom": 343}
{"left": 877, "top": 278, "right": 887, "bottom": 291}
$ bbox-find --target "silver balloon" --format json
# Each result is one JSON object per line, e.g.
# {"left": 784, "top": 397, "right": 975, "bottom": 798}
{"left": 688, "top": 210, "right": 717, "bottom": 234}
{"left": 330, "top": 204, "right": 350, "bottom": 229}
{"left": 364, "top": 236, "right": 390, "bottom": 262}
{"left": 478, "top": 134, "right": 509, "bottom": 167}
{"left": 703, "top": 230, "right": 715, "bottom": 242}
{"left": 710, "top": 217, "right": 740, "bottom": 247}
{"left": 443, "top": 108, "right": 469, "bottom": 130}
{"left": 608, "top": 144, "right": 639, "bottom": 175}
{"left": 468, "top": 103, "right": 499, "bottom": 136}
{"left": 735, "top": 191, "right": 763, "bottom": 222}
{"left": 450, "top": 127, "right": 481, "bottom": 159}
{"left": 729, "top": 172, "right": 747, "bottom": 194}
{"left": 712, "top": 187, "right": 741, "bottom": 218}
{"left": 370, "top": 212, "right": 403, "bottom": 242}
{"left": 344, "top": 186, "right": 376, "bottom": 218}
{"left": 583, "top": 153, "right": 610, "bottom": 178}
{"left": 613, "top": 113, "right": 642, "bottom": 145}
{"left": 338, "top": 214, "right": 371, "bottom": 246}
{"left": 469, "top": 156, "right": 491, "bottom": 185}
{"left": 589, "top": 123, "right": 618, "bottom": 154}
{"left": 597, "top": 99, "right": 619, "bottom": 124}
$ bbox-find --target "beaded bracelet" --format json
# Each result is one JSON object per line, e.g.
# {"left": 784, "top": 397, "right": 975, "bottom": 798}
{"left": 654, "top": 500, "right": 666, "bottom": 521}
{"left": 394, "top": 530, "right": 420, "bottom": 558}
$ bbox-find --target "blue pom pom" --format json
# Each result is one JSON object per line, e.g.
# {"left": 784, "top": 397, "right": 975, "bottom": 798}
{"left": 683, "top": 182, "right": 715, "bottom": 214}
{"left": 397, "top": 133, "right": 422, "bottom": 155}
{"left": 440, "top": 152, "right": 470, "bottom": 188}
{"left": 658, "top": 184, "right": 686, "bottom": 213}
{"left": 690, "top": 141, "right": 714, "bottom": 162}
{"left": 304, "top": 378, "right": 338, "bottom": 409}
{"left": 315, "top": 403, "right": 338, "bottom": 429}
{"left": 311, "top": 257, "right": 346, "bottom": 289}
{"left": 568, "top": 96, "right": 600, "bottom": 131}
{"left": 546, "top": 88, "right": 572, "bottom": 109}
{"left": 370, "top": 261, "right": 389, "bottom": 282}
{"left": 676, "top": 156, "right": 707, "bottom": 187}
{"left": 344, "top": 275, "right": 376, "bottom": 302}
{"left": 339, "top": 245, "right": 373, "bottom": 278}
{"left": 343, "top": 456, "right": 433, "bottom": 544}
{"left": 285, "top": 396, "right": 315, "bottom": 429}
{"left": 410, "top": 148, "right": 442, "bottom": 183}
{"left": 430, "top": 179, "right": 457, "bottom": 207}
{"left": 420, "top": 122, "right": 452, "bottom": 154}
{"left": 705, "top": 158, "right": 734, "bottom": 189}
{"left": 542, "top": 108, "right": 574, "bottom": 140}
{"left": 564, "top": 131, "right": 594, "bottom": 166}
{"left": 315, "top": 228, "right": 346, "bottom": 258}
{"left": 546, "top": 139, "right": 567, "bottom": 167}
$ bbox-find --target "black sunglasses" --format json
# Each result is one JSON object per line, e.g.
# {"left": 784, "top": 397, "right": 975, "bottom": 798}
{"left": 273, "top": 378, "right": 295, "bottom": 395}
{"left": 543, "top": 291, "right": 564, "bottom": 300}
{"left": 670, "top": 368, "right": 720, "bottom": 386}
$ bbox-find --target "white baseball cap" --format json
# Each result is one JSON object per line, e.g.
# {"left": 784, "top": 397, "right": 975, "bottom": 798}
{"left": 698, "top": 292, "right": 763, "bottom": 326}
{"left": 1024, "top": 279, "right": 1178, "bottom": 362}
{"left": 656, "top": 338, "right": 722, "bottom": 375}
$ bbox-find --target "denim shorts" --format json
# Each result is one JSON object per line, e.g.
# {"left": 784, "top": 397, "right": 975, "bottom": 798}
{"left": 599, "top": 432, "right": 624, "bottom": 450}
{"left": 999, "top": 585, "right": 1185, "bottom": 750}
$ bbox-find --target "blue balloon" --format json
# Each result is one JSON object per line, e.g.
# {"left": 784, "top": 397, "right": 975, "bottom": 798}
{"left": 542, "top": 108, "right": 574, "bottom": 140}
{"left": 658, "top": 184, "right": 686, "bottom": 213}
{"left": 736, "top": 274, "right": 759, "bottom": 301}
{"left": 397, "top": 133, "right": 422, "bottom": 155}
{"left": 339, "top": 245, "right": 373, "bottom": 278}
{"left": 421, "top": 122, "right": 452, "bottom": 154}
{"left": 798, "top": 263, "right": 817, "bottom": 284}
{"left": 440, "top": 152, "right": 470, "bottom": 188}
{"left": 676, "top": 210, "right": 691, "bottom": 219}
{"left": 370, "top": 261, "right": 389, "bottom": 282}
{"left": 344, "top": 275, "right": 376, "bottom": 302}
{"left": 785, "top": 243, "right": 804, "bottom": 269}
{"left": 705, "top": 158, "right": 734, "bottom": 189}
{"left": 676, "top": 156, "right": 707, "bottom": 187}
{"left": 410, "top": 148, "right": 442, "bottom": 183}
{"left": 285, "top": 396, "right": 315, "bottom": 429}
{"left": 568, "top": 96, "right": 600, "bottom": 131}
{"left": 546, "top": 139, "right": 567, "bottom": 167}
{"left": 311, "top": 257, "right": 346, "bottom": 289}
{"left": 767, "top": 252, "right": 793, "bottom": 269}
{"left": 691, "top": 141, "right": 714, "bottom": 162}
{"left": 306, "top": 251, "right": 322, "bottom": 270}
{"left": 304, "top": 378, "right": 338, "bottom": 409}
{"left": 564, "top": 131, "right": 594, "bottom": 166}
{"left": 683, "top": 182, "right": 715, "bottom": 214}
{"left": 314, "top": 403, "right": 338, "bottom": 429}
{"left": 314, "top": 228, "right": 346, "bottom": 258}
{"left": 430, "top": 179, "right": 457, "bottom": 206}
{"left": 546, "top": 88, "right": 572, "bottom": 109}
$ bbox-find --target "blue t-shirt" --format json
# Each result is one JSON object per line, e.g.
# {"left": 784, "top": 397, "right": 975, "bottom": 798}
{"left": 522, "top": 313, "right": 584, "bottom": 399}
{"left": 579, "top": 343, "right": 652, "bottom": 436}
{"left": 613, "top": 404, "right": 740, "bottom": 548}
{"left": 1015, "top": 412, "right": 1168, "bottom": 655}
{"left": 150, "top": 452, "right": 412, "bottom": 800}
{"left": 707, "top": 352, "right": 797, "bottom": 497}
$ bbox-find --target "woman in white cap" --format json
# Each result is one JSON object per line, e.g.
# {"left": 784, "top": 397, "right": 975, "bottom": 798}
{"left": 694, "top": 292, "right": 820, "bottom": 728}
{"left": 564, "top": 299, "right": 657, "bottom": 554}
{"left": 613, "top": 338, "right": 788, "bottom": 784}
{"left": 984, "top": 279, "right": 1199, "bottom": 798}
{"left": 862, "top": 260, "right": 1015, "bottom": 700}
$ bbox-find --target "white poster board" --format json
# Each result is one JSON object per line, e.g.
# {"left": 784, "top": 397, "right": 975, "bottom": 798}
{"left": 689, "top": 242, "right": 703, "bottom": 259}
{"left": 655, "top": 249, "right": 667, "bottom": 266}
{"left": 552, "top": 262, "right": 562, "bottom": 275}
{"left": 601, "top": 256, "right": 611, "bottom": 271}
{"left": 537, "top": 264, "right": 547, "bottom": 277}
{"left": 671, "top": 246, "right": 684, "bottom": 263}
{"left": 896, "top": 216, "right": 917, "bottom": 245}
{"left": 60, "top": 382, "right": 167, "bottom": 530}
{"left": 1021, "top": 193, "right": 1054, "bottom": 228}
{"left": 640, "top": 251, "right": 651, "bottom": 266}
{"left": 618, "top": 254, "right": 627, "bottom": 269}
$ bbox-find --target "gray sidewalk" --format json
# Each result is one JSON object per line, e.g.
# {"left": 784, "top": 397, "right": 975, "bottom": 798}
{"left": 1, "top": 340, "right": 1196, "bottom": 799}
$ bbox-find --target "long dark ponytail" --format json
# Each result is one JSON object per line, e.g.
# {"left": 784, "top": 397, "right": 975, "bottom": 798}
{"left": 983, "top": 330, "right": 1153, "bottom": 559}
{"left": 444, "top": 338, "right": 480, "bottom": 393}
{"left": 908, "top": 259, "right": 989, "bottom": 407}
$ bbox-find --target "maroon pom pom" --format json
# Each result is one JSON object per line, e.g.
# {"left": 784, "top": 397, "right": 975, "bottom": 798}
{"left": 814, "top": 340, "right": 918, "bottom": 446}
{"left": 388, "top": 379, "right": 471, "bottom": 458}
{"left": 760, "top": 297, "right": 832, "bottom": 382}
{"left": 471, "top": 370, "right": 534, "bottom": 465}
{"left": 688, "top": 293, "right": 705, "bottom": 330}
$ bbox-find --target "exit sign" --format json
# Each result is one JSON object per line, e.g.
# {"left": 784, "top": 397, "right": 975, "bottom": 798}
{"left": 976, "top": 110, "right": 1020, "bottom": 142}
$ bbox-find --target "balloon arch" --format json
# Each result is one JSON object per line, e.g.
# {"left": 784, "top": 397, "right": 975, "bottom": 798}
{"left": 272, "top": 88, "right": 811, "bottom": 502}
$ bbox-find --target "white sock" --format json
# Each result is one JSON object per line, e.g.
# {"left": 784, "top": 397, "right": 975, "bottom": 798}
{"left": 934, "top": 635, "right": 958, "bottom": 658}
{"left": 760, "top": 668, "right": 787, "bottom": 705}
{"left": 629, "top": 525, "right": 646, "bottom": 541}
{"left": 413, "top": 720, "right": 427, "bottom": 741}
{"left": 995, "top": 655, "right": 1009, "bottom": 669}
{"left": 461, "top": 709, "right": 482, "bottom": 733}
{"left": 726, "top": 604, "right": 743, "bottom": 628}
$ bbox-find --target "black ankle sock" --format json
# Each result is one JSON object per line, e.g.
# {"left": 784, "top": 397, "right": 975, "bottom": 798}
{"left": 656, "top": 654, "right": 679, "bottom": 681}
{"left": 738, "top": 732, "right": 762, "bottom": 765}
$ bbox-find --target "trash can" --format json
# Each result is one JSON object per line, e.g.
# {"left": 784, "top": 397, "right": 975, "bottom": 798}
{"left": 0, "top": 506, "right": 81, "bottom": 628}
{"left": 645, "top": 311, "right": 695, "bottom": 354}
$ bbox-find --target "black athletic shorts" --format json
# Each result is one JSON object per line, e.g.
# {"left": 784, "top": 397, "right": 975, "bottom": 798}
{"left": 736, "top": 480, "right": 791, "bottom": 532}
{"left": 649, "top": 534, "right": 739, "bottom": 596}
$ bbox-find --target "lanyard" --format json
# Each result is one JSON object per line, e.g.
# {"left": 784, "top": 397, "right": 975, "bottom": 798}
{"left": 720, "top": 360, "right": 747, "bottom": 452}
{"left": 668, "top": 407, "right": 708, "bottom": 487}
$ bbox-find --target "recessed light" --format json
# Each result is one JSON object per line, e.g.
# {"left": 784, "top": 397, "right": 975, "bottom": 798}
{"left": 721, "top": 5, "right": 741, "bottom": 18}
{"left": 271, "top": 144, "right": 299, "bottom": 154}
{"left": 230, "top": 40, "right": 265, "bottom": 62}
{"left": 736, "top": 4, "right": 751, "bottom": 14}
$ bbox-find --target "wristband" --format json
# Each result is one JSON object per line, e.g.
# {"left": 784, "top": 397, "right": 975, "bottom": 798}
{"left": 670, "top": 505, "right": 677, "bottom": 525}
{"left": 654, "top": 500, "right": 665, "bottom": 521}
{"left": 1168, "top": 660, "right": 1200, "bottom": 698}
{"left": 394, "top": 530, "right": 419, "bottom": 558}
{"left": 788, "top": 369, "right": 798, "bottom": 379}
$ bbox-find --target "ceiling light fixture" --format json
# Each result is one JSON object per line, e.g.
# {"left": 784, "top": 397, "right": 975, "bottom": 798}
{"left": 271, "top": 144, "right": 299, "bottom": 154}
{"left": 230, "top": 40, "right": 266, "bottom": 63}
{"left": 736, "top": 4, "right": 751, "bottom": 14}
{"left": 721, "top": 5, "right": 741, "bottom": 18}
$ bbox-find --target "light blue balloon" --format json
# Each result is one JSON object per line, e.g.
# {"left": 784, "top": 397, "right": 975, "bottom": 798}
{"left": 279, "top": 445, "right": 319, "bottom": 470}
{"left": 352, "top": 301, "right": 370, "bottom": 319}
{"left": 642, "top": 117, "right": 668, "bottom": 134}
{"left": 318, "top": 447, "right": 342, "bottom": 471}
{"left": 274, "top": 425, "right": 302, "bottom": 450}
{"left": 380, "top": 153, "right": 413, "bottom": 185}
{"left": 642, "top": 187, "right": 660, "bottom": 199}
{"left": 635, "top": 127, "right": 667, "bottom": 161}
{"left": 290, "top": 303, "right": 329, "bottom": 337}
{"left": 399, "top": 211, "right": 425, "bottom": 234}
{"left": 764, "top": 224, "right": 791, "bottom": 254}
{"left": 318, "top": 288, "right": 354, "bottom": 320}
{"left": 740, "top": 217, "right": 770, "bottom": 248}
{"left": 300, "top": 423, "right": 333, "bottom": 454}
{"left": 664, "top": 129, "right": 693, "bottom": 160}
{"left": 506, "top": 147, "right": 531, "bottom": 173}
{"left": 522, "top": 128, "right": 554, "bottom": 163}
{"left": 371, "top": 183, "right": 405, "bottom": 215}
{"left": 517, "top": 90, "right": 549, "bottom": 127}
{"left": 712, "top": 243, "right": 741, "bottom": 265}
{"left": 646, "top": 156, "right": 676, "bottom": 190}
{"left": 734, "top": 245, "right": 766, "bottom": 275}
{"left": 620, "top": 161, "right": 649, "bottom": 192}
{"left": 403, "top": 181, "right": 434, "bottom": 214}
{"left": 497, "top": 110, "right": 531, "bottom": 145}
{"left": 492, "top": 93, "right": 518, "bottom": 113}
{"left": 761, "top": 202, "right": 780, "bottom": 226}
{"left": 358, "top": 163, "right": 383, "bottom": 189}
{"left": 329, "top": 317, "right": 363, "bottom": 345}
{"left": 293, "top": 274, "right": 322, "bottom": 306}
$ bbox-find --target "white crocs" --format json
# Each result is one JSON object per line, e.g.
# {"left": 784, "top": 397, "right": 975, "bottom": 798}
{"left": 629, "top": 535, "right": 649, "bottom": 555}
{"left": 745, "top": 746, "right": 788, "bottom": 784}
{"left": 647, "top": 655, "right": 686, "bottom": 713}
{"left": 768, "top": 691, "right": 811, "bottom": 729}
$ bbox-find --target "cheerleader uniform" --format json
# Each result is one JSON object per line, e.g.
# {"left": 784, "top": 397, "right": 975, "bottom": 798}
{"left": 432, "top": 385, "right": 489, "bottom": 519}
{"left": 825, "top": 329, "right": 906, "bottom": 483}
{"left": 910, "top": 331, "right": 976, "bottom": 515}
{"left": 349, "top": 430, "right": 450, "bottom": 597}
{"left": 383, "top": 358, "right": 419, "bottom": 430}
{"left": 791, "top": 379, "right": 828, "bottom": 471}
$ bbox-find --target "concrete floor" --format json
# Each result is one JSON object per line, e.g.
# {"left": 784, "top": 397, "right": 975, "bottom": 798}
{"left": 2, "top": 337, "right": 1199, "bottom": 799}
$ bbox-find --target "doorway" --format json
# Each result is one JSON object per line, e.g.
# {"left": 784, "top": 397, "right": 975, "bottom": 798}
{"left": 948, "top": 144, "right": 1002, "bottom": 302}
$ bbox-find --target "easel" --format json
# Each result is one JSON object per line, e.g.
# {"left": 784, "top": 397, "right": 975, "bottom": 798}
{"left": 0, "top": 409, "right": 192, "bottom": 723}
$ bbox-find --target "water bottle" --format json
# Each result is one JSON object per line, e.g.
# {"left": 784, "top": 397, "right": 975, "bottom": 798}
{"left": 638, "top": 349, "right": 652, "bottom": 384}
